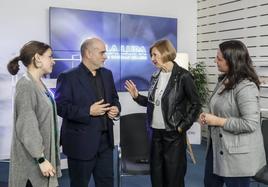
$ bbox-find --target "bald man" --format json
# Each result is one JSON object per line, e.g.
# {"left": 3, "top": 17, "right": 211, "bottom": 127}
{"left": 55, "top": 38, "right": 121, "bottom": 187}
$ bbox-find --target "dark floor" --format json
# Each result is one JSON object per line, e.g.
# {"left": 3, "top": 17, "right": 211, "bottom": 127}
{"left": 0, "top": 142, "right": 266, "bottom": 187}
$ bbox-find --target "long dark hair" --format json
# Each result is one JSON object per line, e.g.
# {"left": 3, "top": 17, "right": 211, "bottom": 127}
{"left": 219, "top": 40, "right": 260, "bottom": 93}
{"left": 7, "top": 41, "right": 51, "bottom": 75}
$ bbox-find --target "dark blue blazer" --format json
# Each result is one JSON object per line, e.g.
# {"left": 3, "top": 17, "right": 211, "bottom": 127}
{"left": 55, "top": 63, "right": 121, "bottom": 160}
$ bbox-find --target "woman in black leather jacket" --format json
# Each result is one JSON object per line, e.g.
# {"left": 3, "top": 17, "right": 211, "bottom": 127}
{"left": 125, "top": 39, "right": 201, "bottom": 187}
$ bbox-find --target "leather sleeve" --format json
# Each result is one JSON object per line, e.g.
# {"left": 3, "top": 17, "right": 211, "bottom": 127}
{"left": 179, "top": 73, "right": 202, "bottom": 132}
{"left": 133, "top": 94, "right": 148, "bottom": 107}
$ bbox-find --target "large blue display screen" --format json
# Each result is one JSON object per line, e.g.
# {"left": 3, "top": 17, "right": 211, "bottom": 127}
{"left": 49, "top": 7, "right": 177, "bottom": 91}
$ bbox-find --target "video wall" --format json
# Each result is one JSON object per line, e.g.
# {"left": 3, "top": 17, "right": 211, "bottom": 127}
{"left": 49, "top": 7, "right": 177, "bottom": 91}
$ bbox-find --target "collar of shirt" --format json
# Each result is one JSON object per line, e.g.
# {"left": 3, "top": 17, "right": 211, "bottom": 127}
{"left": 80, "top": 63, "right": 101, "bottom": 78}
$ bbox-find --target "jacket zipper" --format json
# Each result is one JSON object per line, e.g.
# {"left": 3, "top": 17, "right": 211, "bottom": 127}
{"left": 171, "top": 77, "right": 178, "bottom": 131}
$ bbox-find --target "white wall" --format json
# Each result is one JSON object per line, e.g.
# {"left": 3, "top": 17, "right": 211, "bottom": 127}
{"left": 197, "top": 0, "right": 268, "bottom": 115}
{"left": 0, "top": 0, "right": 197, "bottom": 66}
{"left": 197, "top": 0, "right": 268, "bottom": 137}
{"left": 0, "top": 0, "right": 197, "bottom": 158}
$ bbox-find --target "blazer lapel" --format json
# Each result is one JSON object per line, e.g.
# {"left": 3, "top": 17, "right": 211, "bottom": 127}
{"left": 162, "top": 63, "right": 180, "bottom": 98}
{"left": 26, "top": 72, "right": 51, "bottom": 107}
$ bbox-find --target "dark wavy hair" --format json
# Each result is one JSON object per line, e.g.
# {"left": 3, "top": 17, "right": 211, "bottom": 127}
{"left": 7, "top": 41, "right": 51, "bottom": 75}
{"left": 219, "top": 40, "right": 260, "bottom": 93}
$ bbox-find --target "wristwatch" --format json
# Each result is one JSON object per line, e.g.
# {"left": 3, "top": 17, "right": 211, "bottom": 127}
{"left": 35, "top": 157, "right": 45, "bottom": 164}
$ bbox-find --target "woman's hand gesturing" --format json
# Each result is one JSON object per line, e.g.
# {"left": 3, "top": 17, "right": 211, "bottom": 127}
{"left": 125, "top": 80, "right": 139, "bottom": 99}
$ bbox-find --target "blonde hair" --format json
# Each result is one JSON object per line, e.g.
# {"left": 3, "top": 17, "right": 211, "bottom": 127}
{"left": 149, "top": 39, "right": 176, "bottom": 62}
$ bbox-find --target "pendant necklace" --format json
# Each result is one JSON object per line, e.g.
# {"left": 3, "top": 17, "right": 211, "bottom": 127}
{"left": 155, "top": 89, "right": 164, "bottom": 106}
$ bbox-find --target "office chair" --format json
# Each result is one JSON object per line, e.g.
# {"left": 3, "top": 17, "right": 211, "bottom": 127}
{"left": 253, "top": 119, "right": 268, "bottom": 186}
{"left": 117, "top": 113, "right": 150, "bottom": 187}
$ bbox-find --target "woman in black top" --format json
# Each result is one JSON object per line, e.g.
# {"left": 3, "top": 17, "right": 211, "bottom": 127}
{"left": 125, "top": 39, "right": 201, "bottom": 187}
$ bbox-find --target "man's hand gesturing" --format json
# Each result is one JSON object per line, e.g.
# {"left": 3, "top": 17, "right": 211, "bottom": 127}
{"left": 90, "top": 99, "right": 111, "bottom": 116}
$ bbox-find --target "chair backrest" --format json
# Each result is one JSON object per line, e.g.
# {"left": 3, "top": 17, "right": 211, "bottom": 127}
{"left": 120, "top": 113, "right": 150, "bottom": 161}
{"left": 261, "top": 119, "right": 268, "bottom": 163}
{"left": 252, "top": 119, "right": 268, "bottom": 184}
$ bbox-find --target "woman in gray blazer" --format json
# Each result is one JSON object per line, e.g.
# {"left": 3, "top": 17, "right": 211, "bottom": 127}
{"left": 199, "top": 40, "right": 266, "bottom": 187}
{"left": 7, "top": 41, "right": 61, "bottom": 187}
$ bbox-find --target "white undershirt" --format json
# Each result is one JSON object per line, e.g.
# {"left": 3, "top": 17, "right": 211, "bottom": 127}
{"left": 152, "top": 71, "right": 172, "bottom": 129}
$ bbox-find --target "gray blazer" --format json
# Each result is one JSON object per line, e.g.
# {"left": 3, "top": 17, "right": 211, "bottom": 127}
{"left": 207, "top": 79, "right": 266, "bottom": 177}
{"left": 9, "top": 73, "right": 61, "bottom": 187}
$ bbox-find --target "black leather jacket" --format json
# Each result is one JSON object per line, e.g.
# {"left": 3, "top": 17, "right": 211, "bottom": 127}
{"left": 134, "top": 62, "right": 201, "bottom": 132}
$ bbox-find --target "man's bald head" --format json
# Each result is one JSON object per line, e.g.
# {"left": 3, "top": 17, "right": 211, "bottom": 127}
{"left": 80, "top": 38, "right": 104, "bottom": 58}
{"left": 80, "top": 37, "right": 107, "bottom": 71}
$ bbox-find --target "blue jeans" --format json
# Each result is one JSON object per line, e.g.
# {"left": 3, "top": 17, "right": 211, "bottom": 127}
{"left": 204, "top": 144, "right": 250, "bottom": 187}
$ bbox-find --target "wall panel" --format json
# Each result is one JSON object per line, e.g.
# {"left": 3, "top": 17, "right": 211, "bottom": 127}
{"left": 197, "top": 0, "right": 268, "bottom": 134}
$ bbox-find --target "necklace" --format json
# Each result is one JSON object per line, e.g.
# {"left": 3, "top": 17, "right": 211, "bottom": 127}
{"left": 155, "top": 89, "right": 164, "bottom": 106}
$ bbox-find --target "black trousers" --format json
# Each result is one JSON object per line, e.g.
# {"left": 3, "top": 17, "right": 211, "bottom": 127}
{"left": 204, "top": 143, "right": 250, "bottom": 187}
{"left": 67, "top": 132, "right": 113, "bottom": 187}
{"left": 150, "top": 129, "right": 187, "bottom": 187}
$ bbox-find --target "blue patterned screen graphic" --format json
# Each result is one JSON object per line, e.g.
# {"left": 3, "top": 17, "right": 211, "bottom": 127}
{"left": 49, "top": 7, "right": 177, "bottom": 91}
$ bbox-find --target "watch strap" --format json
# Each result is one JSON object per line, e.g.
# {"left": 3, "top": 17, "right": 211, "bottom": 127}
{"left": 35, "top": 157, "right": 45, "bottom": 164}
